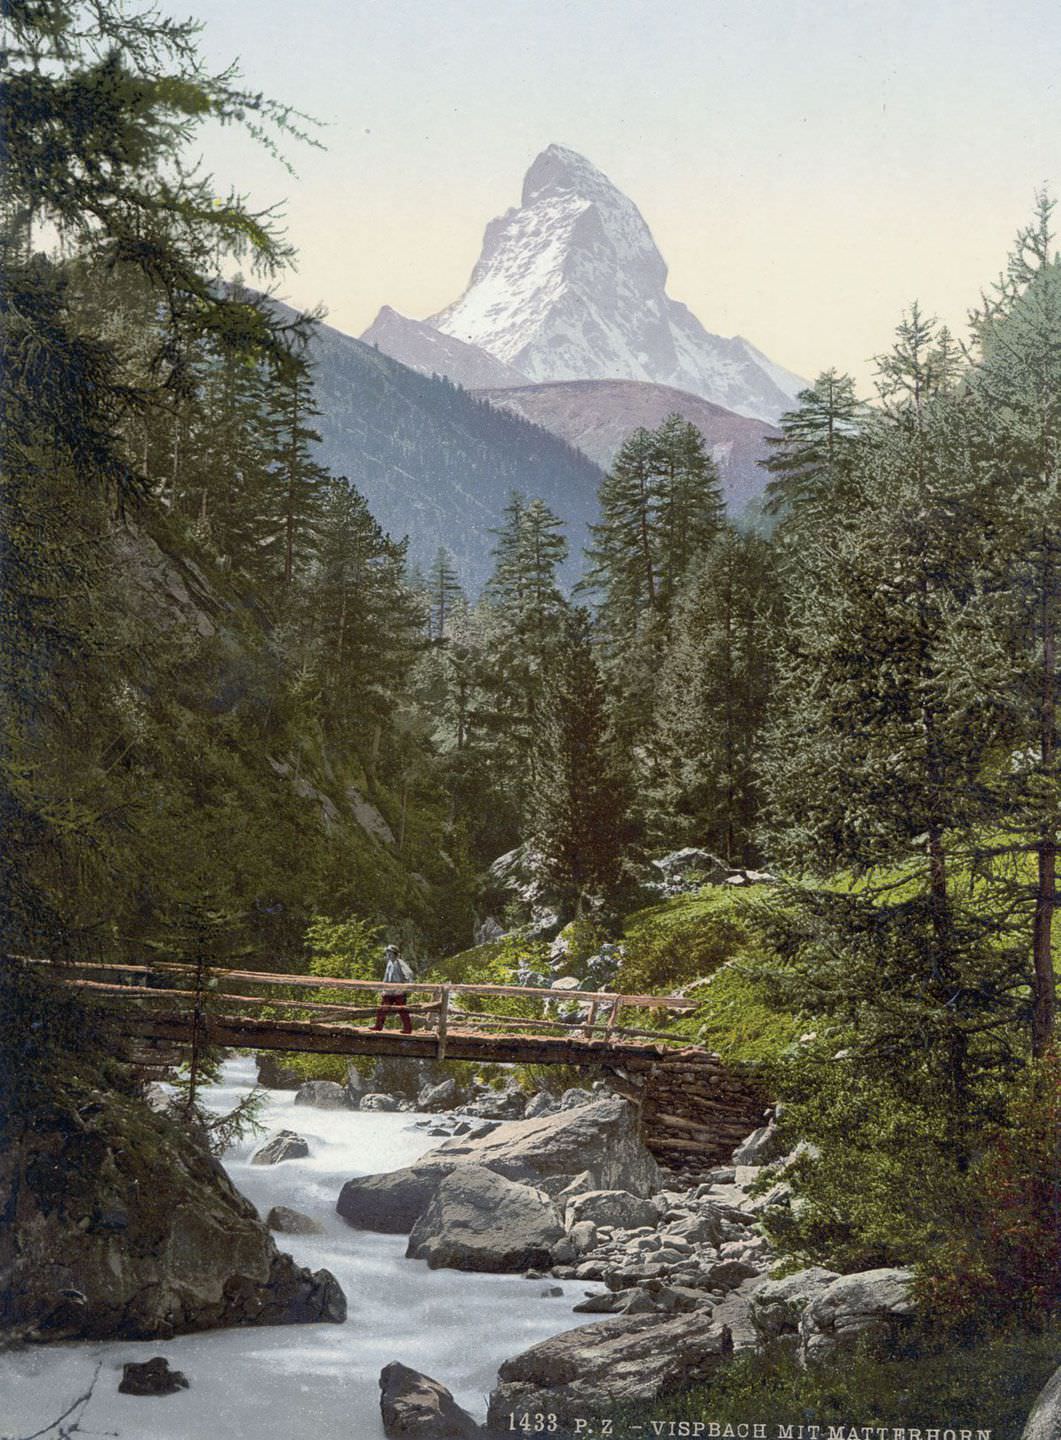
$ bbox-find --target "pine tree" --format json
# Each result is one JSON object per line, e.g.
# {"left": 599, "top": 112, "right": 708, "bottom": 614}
{"left": 309, "top": 479, "right": 424, "bottom": 730}
{"left": 531, "top": 611, "right": 632, "bottom": 918}
{"left": 652, "top": 413, "right": 726, "bottom": 611}
{"left": 427, "top": 546, "right": 464, "bottom": 642}
{"left": 0, "top": 0, "right": 315, "bottom": 965}
{"left": 762, "top": 369, "right": 864, "bottom": 520}
{"left": 940, "top": 194, "right": 1061, "bottom": 1055}
{"left": 266, "top": 361, "right": 329, "bottom": 588}
{"left": 583, "top": 426, "right": 661, "bottom": 640}
{"left": 584, "top": 415, "right": 725, "bottom": 757}
{"left": 876, "top": 301, "right": 962, "bottom": 421}
{"left": 480, "top": 494, "right": 570, "bottom": 815}
{"left": 650, "top": 529, "right": 779, "bottom": 861}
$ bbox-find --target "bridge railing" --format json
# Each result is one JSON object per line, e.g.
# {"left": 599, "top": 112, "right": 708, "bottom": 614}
{"left": 28, "top": 956, "right": 697, "bottom": 1058}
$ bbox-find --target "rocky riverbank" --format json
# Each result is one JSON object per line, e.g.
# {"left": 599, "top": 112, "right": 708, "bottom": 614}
{"left": 0, "top": 1079, "right": 346, "bottom": 1343}
{"left": 318, "top": 1078, "right": 918, "bottom": 1438}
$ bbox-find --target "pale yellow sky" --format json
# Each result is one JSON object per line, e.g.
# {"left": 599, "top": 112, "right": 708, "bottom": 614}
{"left": 184, "top": 0, "right": 1060, "bottom": 393}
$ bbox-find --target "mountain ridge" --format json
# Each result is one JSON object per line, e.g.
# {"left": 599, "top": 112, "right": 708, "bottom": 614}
{"left": 473, "top": 377, "right": 778, "bottom": 516}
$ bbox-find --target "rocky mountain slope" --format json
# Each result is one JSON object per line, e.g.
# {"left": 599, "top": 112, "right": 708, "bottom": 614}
{"left": 419, "top": 144, "right": 805, "bottom": 423}
{"left": 281, "top": 302, "right": 603, "bottom": 590}
{"left": 361, "top": 305, "right": 527, "bottom": 390}
{"left": 475, "top": 378, "right": 779, "bottom": 515}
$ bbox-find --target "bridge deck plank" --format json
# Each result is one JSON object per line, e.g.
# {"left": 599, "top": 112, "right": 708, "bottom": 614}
{"left": 121, "top": 1009, "right": 669, "bottom": 1069}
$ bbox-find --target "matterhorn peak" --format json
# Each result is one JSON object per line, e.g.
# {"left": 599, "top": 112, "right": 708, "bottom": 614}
{"left": 520, "top": 143, "right": 618, "bottom": 206}
{"left": 420, "top": 145, "right": 804, "bottom": 422}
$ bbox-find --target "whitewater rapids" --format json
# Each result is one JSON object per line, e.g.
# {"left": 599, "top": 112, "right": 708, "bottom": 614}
{"left": 0, "top": 1055, "right": 594, "bottom": 1438}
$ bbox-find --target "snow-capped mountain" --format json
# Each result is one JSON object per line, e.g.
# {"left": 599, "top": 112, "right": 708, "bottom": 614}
{"left": 424, "top": 144, "right": 804, "bottom": 423}
{"left": 361, "top": 305, "right": 528, "bottom": 389}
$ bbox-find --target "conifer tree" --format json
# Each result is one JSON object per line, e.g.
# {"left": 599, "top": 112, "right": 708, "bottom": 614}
{"left": 427, "top": 546, "right": 464, "bottom": 642}
{"left": 762, "top": 369, "right": 864, "bottom": 520}
{"left": 480, "top": 494, "right": 569, "bottom": 815}
{"left": 584, "top": 415, "right": 725, "bottom": 756}
{"left": 583, "top": 426, "right": 660, "bottom": 638}
{"left": 531, "top": 610, "right": 632, "bottom": 918}
{"left": 650, "top": 529, "right": 778, "bottom": 860}
{"left": 652, "top": 413, "right": 726, "bottom": 610}
{"left": 309, "top": 479, "right": 423, "bottom": 729}
{"left": 267, "top": 362, "right": 329, "bottom": 588}
{"left": 939, "top": 194, "right": 1061, "bottom": 1054}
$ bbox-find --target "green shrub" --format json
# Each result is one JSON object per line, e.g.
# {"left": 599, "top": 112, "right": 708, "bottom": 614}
{"left": 756, "top": 1043, "right": 985, "bottom": 1273}
{"left": 919, "top": 1052, "right": 1061, "bottom": 1331}
{"left": 618, "top": 888, "right": 755, "bottom": 994}
{"left": 603, "top": 1326, "right": 1060, "bottom": 1440}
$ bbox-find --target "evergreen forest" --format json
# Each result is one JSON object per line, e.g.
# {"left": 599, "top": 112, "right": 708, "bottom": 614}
{"left": 1, "top": 0, "right": 1059, "bottom": 1427}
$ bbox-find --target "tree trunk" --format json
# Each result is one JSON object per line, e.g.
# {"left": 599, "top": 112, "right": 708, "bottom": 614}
{"left": 1031, "top": 542, "right": 1057, "bottom": 1057}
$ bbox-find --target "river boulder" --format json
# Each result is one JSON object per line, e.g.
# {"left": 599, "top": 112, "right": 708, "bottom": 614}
{"left": 361, "top": 1093, "right": 400, "bottom": 1112}
{"left": 565, "top": 1190, "right": 658, "bottom": 1231}
{"left": 430, "top": 1097, "right": 659, "bottom": 1195}
{"left": 337, "top": 1161, "right": 456, "bottom": 1234}
{"left": 251, "top": 1130, "right": 310, "bottom": 1165}
{"left": 338, "top": 1098, "right": 657, "bottom": 1237}
{"left": 118, "top": 1356, "right": 190, "bottom": 1396}
{"left": 799, "top": 1268, "right": 916, "bottom": 1363}
{"left": 379, "top": 1361, "right": 483, "bottom": 1438}
{"left": 749, "top": 1267, "right": 839, "bottom": 1343}
{"left": 293, "top": 1080, "right": 349, "bottom": 1110}
{"left": 0, "top": 1087, "right": 347, "bottom": 1342}
{"left": 418, "top": 1079, "right": 459, "bottom": 1112}
{"left": 266, "top": 1206, "right": 323, "bottom": 1236}
{"left": 407, "top": 1165, "right": 564, "bottom": 1273}
{"left": 486, "top": 1311, "right": 734, "bottom": 1428}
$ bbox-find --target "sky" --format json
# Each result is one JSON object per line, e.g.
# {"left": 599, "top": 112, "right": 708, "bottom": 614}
{"left": 180, "top": 0, "right": 1061, "bottom": 391}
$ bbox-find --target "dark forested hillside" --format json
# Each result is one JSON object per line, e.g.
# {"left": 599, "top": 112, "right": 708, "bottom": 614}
{"left": 271, "top": 301, "right": 605, "bottom": 590}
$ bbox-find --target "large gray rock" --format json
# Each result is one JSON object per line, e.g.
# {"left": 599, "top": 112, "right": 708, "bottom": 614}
{"left": 1023, "top": 1364, "right": 1061, "bottom": 1440}
{"left": 337, "top": 1163, "right": 454, "bottom": 1234}
{"left": 800, "top": 1268, "right": 916, "bottom": 1363}
{"left": 337, "top": 1098, "right": 657, "bottom": 1237}
{"left": 0, "top": 1088, "right": 346, "bottom": 1341}
{"left": 523, "top": 1093, "right": 557, "bottom": 1119}
{"left": 565, "top": 1190, "right": 659, "bottom": 1232}
{"left": 731, "top": 1120, "right": 785, "bottom": 1166}
{"left": 486, "top": 1311, "right": 734, "bottom": 1428}
{"left": 379, "top": 1362, "right": 483, "bottom": 1439}
{"left": 560, "top": 1087, "right": 594, "bottom": 1111}
{"left": 119, "top": 1356, "right": 189, "bottom": 1396}
{"left": 459, "top": 1086, "right": 526, "bottom": 1121}
{"left": 361, "top": 1093, "right": 400, "bottom": 1112}
{"left": 418, "top": 1079, "right": 459, "bottom": 1112}
{"left": 749, "top": 1267, "right": 839, "bottom": 1343}
{"left": 429, "top": 1098, "right": 659, "bottom": 1195}
{"left": 293, "top": 1080, "right": 349, "bottom": 1110}
{"left": 407, "top": 1165, "right": 564, "bottom": 1273}
{"left": 251, "top": 1130, "right": 310, "bottom": 1166}
{"left": 266, "top": 1206, "right": 324, "bottom": 1236}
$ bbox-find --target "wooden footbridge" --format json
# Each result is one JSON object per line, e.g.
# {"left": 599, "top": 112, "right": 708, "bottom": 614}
{"left": 34, "top": 958, "right": 768, "bottom": 1171}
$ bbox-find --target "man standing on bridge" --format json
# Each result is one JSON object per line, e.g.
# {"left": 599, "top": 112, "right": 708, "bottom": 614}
{"left": 372, "top": 945, "right": 415, "bottom": 1034}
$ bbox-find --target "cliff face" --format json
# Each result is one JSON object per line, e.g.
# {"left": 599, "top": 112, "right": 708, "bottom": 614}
{"left": 0, "top": 1081, "right": 346, "bottom": 1342}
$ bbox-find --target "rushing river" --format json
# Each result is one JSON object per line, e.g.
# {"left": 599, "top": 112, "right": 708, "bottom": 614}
{"left": 0, "top": 1055, "right": 594, "bottom": 1438}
